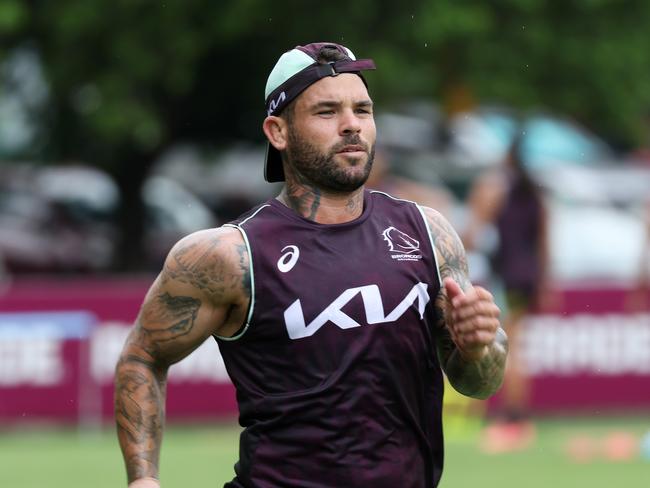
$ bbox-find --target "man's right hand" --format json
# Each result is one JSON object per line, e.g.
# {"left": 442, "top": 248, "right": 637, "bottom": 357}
{"left": 128, "top": 478, "right": 160, "bottom": 488}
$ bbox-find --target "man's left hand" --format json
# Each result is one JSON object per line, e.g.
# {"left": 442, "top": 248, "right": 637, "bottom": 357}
{"left": 443, "top": 277, "right": 501, "bottom": 361}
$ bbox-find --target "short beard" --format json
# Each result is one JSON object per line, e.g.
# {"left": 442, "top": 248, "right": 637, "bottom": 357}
{"left": 283, "top": 129, "right": 375, "bottom": 193}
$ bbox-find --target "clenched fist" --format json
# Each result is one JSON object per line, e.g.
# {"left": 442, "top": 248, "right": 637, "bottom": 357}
{"left": 443, "top": 277, "right": 501, "bottom": 361}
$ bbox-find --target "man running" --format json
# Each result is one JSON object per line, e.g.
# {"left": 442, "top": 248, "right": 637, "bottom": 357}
{"left": 115, "top": 42, "right": 507, "bottom": 488}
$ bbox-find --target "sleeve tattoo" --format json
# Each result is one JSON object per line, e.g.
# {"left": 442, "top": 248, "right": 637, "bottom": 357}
{"left": 423, "top": 207, "right": 508, "bottom": 399}
{"left": 115, "top": 231, "right": 243, "bottom": 482}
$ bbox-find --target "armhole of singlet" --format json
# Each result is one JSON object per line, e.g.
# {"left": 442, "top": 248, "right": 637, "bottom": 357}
{"left": 214, "top": 223, "right": 256, "bottom": 342}
{"left": 415, "top": 205, "right": 443, "bottom": 287}
{"left": 370, "top": 190, "right": 443, "bottom": 286}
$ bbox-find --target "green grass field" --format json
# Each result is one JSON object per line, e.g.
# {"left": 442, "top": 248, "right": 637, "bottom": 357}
{"left": 1, "top": 416, "right": 648, "bottom": 487}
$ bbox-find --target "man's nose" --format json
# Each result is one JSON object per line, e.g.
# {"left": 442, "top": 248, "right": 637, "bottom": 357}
{"left": 340, "top": 109, "right": 361, "bottom": 135}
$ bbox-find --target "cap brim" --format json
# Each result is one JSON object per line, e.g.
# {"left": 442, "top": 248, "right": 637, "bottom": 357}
{"left": 264, "top": 143, "right": 285, "bottom": 182}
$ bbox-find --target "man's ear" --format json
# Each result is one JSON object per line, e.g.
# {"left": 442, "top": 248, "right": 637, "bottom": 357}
{"left": 263, "top": 116, "right": 289, "bottom": 151}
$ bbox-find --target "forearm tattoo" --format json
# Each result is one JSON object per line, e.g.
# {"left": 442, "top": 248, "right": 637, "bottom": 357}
{"left": 438, "top": 328, "right": 508, "bottom": 399}
{"left": 424, "top": 208, "right": 507, "bottom": 399}
{"left": 115, "top": 289, "right": 202, "bottom": 481}
{"left": 115, "top": 352, "right": 167, "bottom": 482}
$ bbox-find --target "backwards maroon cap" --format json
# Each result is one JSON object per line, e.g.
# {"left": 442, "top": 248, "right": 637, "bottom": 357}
{"left": 263, "top": 42, "right": 376, "bottom": 182}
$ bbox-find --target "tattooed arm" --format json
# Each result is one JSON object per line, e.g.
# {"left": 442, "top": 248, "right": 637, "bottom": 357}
{"left": 421, "top": 206, "right": 508, "bottom": 399}
{"left": 114, "top": 227, "right": 250, "bottom": 486}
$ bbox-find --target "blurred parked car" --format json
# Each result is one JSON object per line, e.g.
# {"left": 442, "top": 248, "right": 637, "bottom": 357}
{"left": 537, "top": 164, "right": 650, "bottom": 285}
{"left": 0, "top": 165, "right": 116, "bottom": 272}
{"left": 0, "top": 164, "right": 217, "bottom": 273}
{"left": 446, "top": 106, "right": 615, "bottom": 169}
{"left": 142, "top": 175, "right": 217, "bottom": 267}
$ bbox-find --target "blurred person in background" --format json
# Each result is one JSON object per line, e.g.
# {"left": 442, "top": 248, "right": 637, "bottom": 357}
{"left": 114, "top": 42, "right": 507, "bottom": 488}
{"left": 627, "top": 196, "right": 650, "bottom": 312}
{"left": 0, "top": 253, "right": 10, "bottom": 295}
{"left": 626, "top": 109, "right": 650, "bottom": 312}
{"left": 641, "top": 200, "right": 650, "bottom": 306}
{"left": 366, "top": 145, "right": 456, "bottom": 219}
{"left": 464, "top": 134, "right": 551, "bottom": 453}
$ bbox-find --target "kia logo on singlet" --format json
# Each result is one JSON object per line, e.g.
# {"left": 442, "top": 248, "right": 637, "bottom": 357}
{"left": 283, "top": 282, "right": 430, "bottom": 339}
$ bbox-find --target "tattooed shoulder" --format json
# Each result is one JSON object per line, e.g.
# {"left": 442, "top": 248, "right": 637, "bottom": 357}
{"left": 420, "top": 206, "right": 471, "bottom": 291}
{"left": 161, "top": 226, "right": 250, "bottom": 305}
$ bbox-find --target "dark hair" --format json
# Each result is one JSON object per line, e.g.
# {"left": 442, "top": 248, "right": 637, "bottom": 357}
{"left": 507, "top": 133, "right": 540, "bottom": 200}
{"left": 316, "top": 45, "right": 348, "bottom": 64}
{"left": 281, "top": 101, "right": 296, "bottom": 125}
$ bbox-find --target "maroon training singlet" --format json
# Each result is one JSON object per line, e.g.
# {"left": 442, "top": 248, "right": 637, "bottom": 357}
{"left": 218, "top": 189, "right": 444, "bottom": 488}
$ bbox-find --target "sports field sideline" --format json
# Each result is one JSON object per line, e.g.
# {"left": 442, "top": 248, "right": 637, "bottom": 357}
{"left": 1, "top": 415, "right": 647, "bottom": 487}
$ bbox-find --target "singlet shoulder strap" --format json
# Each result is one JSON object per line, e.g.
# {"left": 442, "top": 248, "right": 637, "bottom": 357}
{"left": 216, "top": 204, "right": 271, "bottom": 341}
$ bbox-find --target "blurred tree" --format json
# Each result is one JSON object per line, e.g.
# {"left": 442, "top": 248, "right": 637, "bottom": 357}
{"left": 1, "top": 0, "right": 650, "bottom": 269}
{"left": 410, "top": 0, "right": 650, "bottom": 148}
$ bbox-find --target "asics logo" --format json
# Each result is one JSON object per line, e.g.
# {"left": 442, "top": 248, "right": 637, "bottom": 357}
{"left": 277, "top": 245, "right": 300, "bottom": 273}
{"left": 284, "top": 282, "right": 430, "bottom": 340}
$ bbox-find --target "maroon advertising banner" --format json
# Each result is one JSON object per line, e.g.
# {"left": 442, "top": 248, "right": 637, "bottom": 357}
{"left": 0, "top": 277, "right": 237, "bottom": 424}
{"left": 0, "top": 277, "right": 649, "bottom": 423}
{"left": 0, "top": 311, "right": 99, "bottom": 423}
{"left": 519, "top": 288, "right": 650, "bottom": 413}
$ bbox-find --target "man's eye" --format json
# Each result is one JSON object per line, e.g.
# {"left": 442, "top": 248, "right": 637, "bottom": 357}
{"left": 318, "top": 110, "right": 335, "bottom": 115}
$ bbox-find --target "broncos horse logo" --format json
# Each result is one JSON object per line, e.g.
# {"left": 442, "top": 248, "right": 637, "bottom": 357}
{"left": 381, "top": 226, "right": 420, "bottom": 254}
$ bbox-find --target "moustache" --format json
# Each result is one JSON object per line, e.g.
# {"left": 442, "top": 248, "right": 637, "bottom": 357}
{"left": 331, "top": 136, "right": 369, "bottom": 154}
